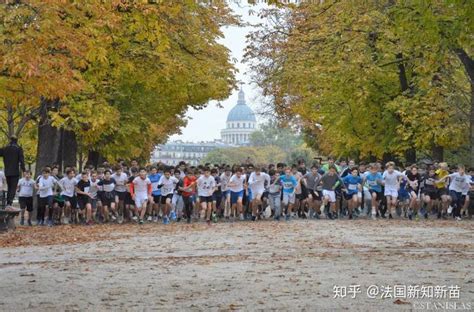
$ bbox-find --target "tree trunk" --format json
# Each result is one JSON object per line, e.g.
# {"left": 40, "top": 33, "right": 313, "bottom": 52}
{"left": 60, "top": 129, "right": 77, "bottom": 169}
{"left": 397, "top": 52, "right": 417, "bottom": 164}
{"left": 404, "top": 149, "right": 416, "bottom": 165}
{"left": 382, "top": 152, "right": 396, "bottom": 164}
{"left": 454, "top": 48, "right": 474, "bottom": 168}
{"left": 87, "top": 150, "right": 105, "bottom": 169}
{"left": 431, "top": 145, "right": 444, "bottom": 162}
{"left": 36, "top": 107, "right": 61, "bottom": 177}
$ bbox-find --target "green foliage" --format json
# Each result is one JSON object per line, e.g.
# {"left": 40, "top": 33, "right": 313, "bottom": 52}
{"left": 0, "top": 1, "right": 237, "bottom": 162}
{"left": 246, "top": 1, "right": 473, "bottom": 164}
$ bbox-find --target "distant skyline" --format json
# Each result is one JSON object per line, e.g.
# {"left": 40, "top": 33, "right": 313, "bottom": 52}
{"left": 170, "top": 2, "right": 266, "bottom": 143}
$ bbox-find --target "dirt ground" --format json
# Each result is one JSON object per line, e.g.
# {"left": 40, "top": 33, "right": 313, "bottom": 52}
{"left": 0, "top": 219, "right": 473, "bottom": 311}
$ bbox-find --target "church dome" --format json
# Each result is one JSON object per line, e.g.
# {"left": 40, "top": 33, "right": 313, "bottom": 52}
{"left": 226, "top": 88, "right": 256, "bottom": 122}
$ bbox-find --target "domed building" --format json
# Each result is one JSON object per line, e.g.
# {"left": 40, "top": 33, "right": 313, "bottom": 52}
{"left": 221, "top": 87, "right": 257, "bottom": 145}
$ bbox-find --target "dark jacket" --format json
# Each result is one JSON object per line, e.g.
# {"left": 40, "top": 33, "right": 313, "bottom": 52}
{"left": 0, "top": 143, "right": 25, "bottom": 177}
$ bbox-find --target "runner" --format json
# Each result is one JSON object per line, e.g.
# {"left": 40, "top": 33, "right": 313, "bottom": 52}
{"left": 304, "top": 165, "right": 322, "bottom": 219}
{"left": 112, "top": 165, "right": 128, "bottom": 223}
{"left": 97, "top": 169, "right": 117, "bottom": 223}
{"left": 382, "top": 162, "right": 404, "bottom": 219}
{"left": 363, "top": 164, "right": 383, "bottom": 220}
{"left": 75, "top": 171, "right": 94, "bottom": 225}
{"left": 227, "top": 168, "right": 246, "bottom": 221}
{"left": 267, "top": 169, "right": 282, "bottom": 220}
{"left": 17, "top": 170, "right": 34, "bottom": 226}
{"left": 197, "top": 167, "right": 216, "bottom": 225}
{"left": 35, "top": 168, "right": 57, "bottom": 226}
{"left": 279, "top": 168, "right": 298, "bottom": 221}
{"left": 58, "top": 169, "right": 78, "bottom": 225}
{"left": 157, "top": 168, "right": 179, "bottom": 225}
{"left": 342, "top": 167, "right": 362, "bottom": 219}
{"left": 248, "top": 167, "right": 270, "bottom": 221}
{"left": 321, "top": 165, "right": 345, "bottom": 220}
{"left": 405, "top": 165, "right": 421, "bottom": 220}
{"left": 148, "top": 166, "right": 162, "bottom": 222}
{"left": 130, "top": 167, "right": 152, "bottom": 224}
{"left": 219, "top": 167, "right": 232, "bottom": 220}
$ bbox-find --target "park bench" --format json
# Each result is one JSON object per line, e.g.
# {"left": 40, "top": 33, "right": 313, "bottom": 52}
{"left": 0, "top": 191, "right": 20, "bottom": 232}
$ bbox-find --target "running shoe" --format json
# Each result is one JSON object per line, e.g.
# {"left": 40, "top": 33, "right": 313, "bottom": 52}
{"left": 27, "top": 219, "right": 32, "bottom": 226}
{"left": 455, "top": 216, "right": 462, "bottom": 221}
{"left": 239, "top": 214, "right": 244, "bottom": 221}
{"left": 285, "top": 214, "right": 290, "bottom": 221}
{"left": 47, "top": 220, "right": 53, "bottom": 227}
{"left": 170, "top": 211, "right": 177, "bottom": 221}
{"left": 132, "top": 216, "right": 138, "bottom": 222}
{"left": 147, "top": 216, "right": 152, "bottom": 222}
{"left": 139, "top": 219, "right": 144, "bottom": 225}
{"left": 20, "top": 218, "right": 24, "bottom": 226}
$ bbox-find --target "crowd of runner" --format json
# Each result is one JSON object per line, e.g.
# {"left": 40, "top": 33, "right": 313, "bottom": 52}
{"left": 2, "top": 157, "right": 473, "bottom": 227}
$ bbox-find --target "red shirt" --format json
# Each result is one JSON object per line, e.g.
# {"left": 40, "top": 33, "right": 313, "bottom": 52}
{"left": 182, "top": 176, "right": 196, "bottom": 197}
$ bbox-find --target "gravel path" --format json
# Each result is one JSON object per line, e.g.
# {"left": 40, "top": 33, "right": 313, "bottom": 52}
{"left": 0, "top": 219, "right": 473, "bottom": 311}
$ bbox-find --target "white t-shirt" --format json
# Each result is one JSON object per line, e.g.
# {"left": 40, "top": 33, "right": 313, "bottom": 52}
{"left": 248, "top": 172, "right": 270, "bottom": 194}
{"left": 37, "top": 176, "right": 57, "bottom": 198}
{"left": 228, "top": 174, "right": 246, "bottom": 192}
{"left": 18, "top": 178, "right": 35, "bottom": 197}
{"left": 59, "top": 177, "right": 78, "bottom": 197}
{"left": 383, "top": 170, "right": 403, "bottom": 190}
{"left": 132, "top": 177, "right": 151, "bottom": 196}
{"left": 89, "top": 179, "right": 100, "bottom": 199}
{"left": 220, "top": 173, "right": 231, "bottom": 192}
{"left": 113, "top": 172, "right": 128, "bottom": 192}
{"left": 158, "top": 176, "right": 179, "bottom": 196}
{"left": 197, "top": 175, "right": 216, "bottom": 197}
{"left": 448, "top": 173, "right": 471, "bottom": 193}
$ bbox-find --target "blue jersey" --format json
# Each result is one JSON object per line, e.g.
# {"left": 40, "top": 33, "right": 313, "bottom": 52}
{"left": 365, "top": 172, "right": 383, "bottom": 192}
{"left": 280, "top": 175, "right": 297, "bottom": 193}
{"left": 148, "top": 173, "right": 162, "bottom": 196}
{"left": 343, "top": 175, "right": 362, "bottom": 195}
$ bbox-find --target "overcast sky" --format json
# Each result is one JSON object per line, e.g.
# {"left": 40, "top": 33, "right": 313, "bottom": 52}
{"left": 170, "top": 2, "right": 266, "bottom": 143}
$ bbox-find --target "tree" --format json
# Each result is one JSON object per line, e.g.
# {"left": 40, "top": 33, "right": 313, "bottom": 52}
{"left": 245, "top": 1, "right": 472, "bottom": 165}
{"left": 0, "top": 1, "right": 237, "bottom": 172}
{"left": 203, "top": 145, "right": 287, "bottom": 166}
{"left": 249, "top": 120, "right": 304, "bottom": 154}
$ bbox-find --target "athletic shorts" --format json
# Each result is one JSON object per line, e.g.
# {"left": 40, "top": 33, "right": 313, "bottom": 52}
{"left": 423, "top": 190, "right": 439, "bottom": 200}
{"left": 322, "top": 190, "right": 336, "bottom": 203}
{"left": 370, "top": 190, "right": 383, "bottom": 202}
{"left": 223, "top": 190, "right": 231, "bottom": 198}
{"left": 246, "top": 189, "right": 253, "bottom": 202}
{"left": 212, "top": 192, "right": 222, "bottom": 203}
{"left": 437, "top": 188, "right": 449, "bottom": 197}
{"left": 344, "top": 192, "right": 358, "bottom": 201}
{"left": 282, "top": 192, "right": 296, "bottom": 205}
{"left": 134, "top": 193, "right": 149, "bottom": 208}
{"left": 160, "top": 194, "right": 173, "bottom": 204}
{"left": 295, "top": 193, "right": 306, "bottom": 201}
{"left": 39, "top": 195, "right": 53, "bottom": 208}
{"left": 19, "top": 196, "right": 33, "bottom": 212}
{"left": 199, "top": 196, "right": 213, "bottom": 203}
{"left": 125, "top": 192, "right": 135, "bottom": 206}
{"left": 308, "top": 189, "right": 322, "bottom": 201}
{"left": 63, "top": 195, "right": 77, "bottom": 209}
{"left": 152, "top": 195, "right": 161, "bottom": 204}
{"left": 384, "top": 188, "right": 399, "bottom": 199}
{"left": 101, "top": 192, "right": 115, "bottom": 207}
{"left": 77, "top": 196, "right": 90, "bottom": 210}
{"left": 115, "top": 191, "right": 127, "bottom": 201}
{"left": 230, "top": 190, "right": 244, "bottom": 205}
{"left": 53, "top": 195, "right": 65, "bottom": 208}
